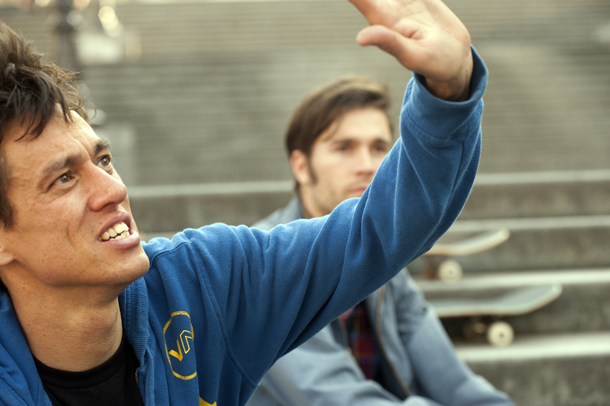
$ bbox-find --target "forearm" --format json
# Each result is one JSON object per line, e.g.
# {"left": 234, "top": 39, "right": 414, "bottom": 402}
{"left": 338, "top": 46, "right": 487, "bottom": 292}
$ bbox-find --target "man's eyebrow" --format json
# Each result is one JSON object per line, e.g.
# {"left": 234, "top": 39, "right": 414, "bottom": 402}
{"left": 373, "top": 138, "right": 392, "bottom": 145}
{"left": 95, "top": 138, "right": 111, "bottom": 155}
{"left": 329, "top": 138, "right": 353, "bottom": 144}
{"left": 38, "top": 138, "right": 111, "bottom": 189}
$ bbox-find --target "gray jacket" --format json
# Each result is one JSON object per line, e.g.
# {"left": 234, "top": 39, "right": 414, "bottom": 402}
{"left": 247, "top": 197, "right": 513, "bottom": 406}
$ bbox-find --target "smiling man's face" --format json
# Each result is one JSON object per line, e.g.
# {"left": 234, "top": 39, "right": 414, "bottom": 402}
{"left": 0, "top": 112, "right": 149, "bottom": 293}
{"left": 292, "top": 107, "right": 393, "bottom": 218}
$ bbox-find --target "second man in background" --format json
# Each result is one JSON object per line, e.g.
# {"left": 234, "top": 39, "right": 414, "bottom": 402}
{"left": 248, "top": 76, "right": 513, "bottom": 406}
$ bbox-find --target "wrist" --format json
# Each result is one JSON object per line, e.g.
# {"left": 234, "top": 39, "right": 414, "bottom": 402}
{"left": 423, "top": 49, "right": 474, "bottom": 102}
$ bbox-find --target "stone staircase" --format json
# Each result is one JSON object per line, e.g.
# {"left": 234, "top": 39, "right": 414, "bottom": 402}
{"left": 3, "top": 0, "right": 610, "bottom": 186}
{"left": 3, "top": 0, "right": 610, "bottom": 404}
{"left": 413, "top": 170, "right": 610, "bottom": 406}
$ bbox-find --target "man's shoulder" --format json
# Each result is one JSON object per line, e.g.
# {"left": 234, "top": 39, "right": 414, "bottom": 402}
{"left": 252, "top": 196, "right": 303, "bottom": 231}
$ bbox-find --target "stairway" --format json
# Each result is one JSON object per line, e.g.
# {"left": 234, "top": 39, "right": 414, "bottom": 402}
{"left": 413, "top": 170, "right": 610, "bottom": 406}
{"left": 3, "top": 0, "right": 610, "bottom": 404}
{"left": 3, "top": 0, "right": 610, "bottom": 187}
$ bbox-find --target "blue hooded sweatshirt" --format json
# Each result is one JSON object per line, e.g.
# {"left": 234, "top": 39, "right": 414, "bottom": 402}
{"left": 0, "top": 49, "right": 487, "bottom": 406}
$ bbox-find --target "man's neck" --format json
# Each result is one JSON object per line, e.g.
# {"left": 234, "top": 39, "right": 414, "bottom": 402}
{"left": 297, "top": 194, "right": 313, "bottom": 219}
{"left": 7, "top": 278, "right": 125, "bottom": 372}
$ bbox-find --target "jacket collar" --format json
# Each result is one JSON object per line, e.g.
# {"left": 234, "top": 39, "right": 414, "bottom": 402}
{"left": 0, "top": 290, "right": 49, "bottom": 405}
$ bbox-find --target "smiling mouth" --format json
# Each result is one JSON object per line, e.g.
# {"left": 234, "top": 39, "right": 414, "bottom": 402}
{"left": 99, "top": 222, "right": 130, "bottom": 241}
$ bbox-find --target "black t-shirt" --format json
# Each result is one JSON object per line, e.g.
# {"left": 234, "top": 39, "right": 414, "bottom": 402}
{"left": 34, "top": 335, "right": 143, "bottom": 406}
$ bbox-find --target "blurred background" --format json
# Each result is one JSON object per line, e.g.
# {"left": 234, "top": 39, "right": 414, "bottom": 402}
{"left": 3, "top": 0, "right": 610, "bottom": 404}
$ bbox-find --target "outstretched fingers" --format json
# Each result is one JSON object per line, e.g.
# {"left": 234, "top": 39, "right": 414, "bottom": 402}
{"left": 356, "top": 25, "right": 415, "bottom": 70}
{"left": 348, "top": 0, "right": 474, "bottom": 101}
{"left": 349, "top": 0, "right": 384, "bottom": 25}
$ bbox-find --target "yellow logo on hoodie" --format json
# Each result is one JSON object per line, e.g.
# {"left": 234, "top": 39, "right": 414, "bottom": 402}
{"left": 163, "top": 311, "right": 197, "bottom": 380}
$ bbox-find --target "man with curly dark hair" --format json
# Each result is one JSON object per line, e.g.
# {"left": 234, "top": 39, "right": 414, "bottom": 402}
{"left": 0, "top": 0, "right": 486, "bottom": 403}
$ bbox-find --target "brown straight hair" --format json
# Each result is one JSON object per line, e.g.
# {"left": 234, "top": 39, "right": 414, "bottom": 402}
{"left": 285, "top": 75, "right": 393, "bottom": 159}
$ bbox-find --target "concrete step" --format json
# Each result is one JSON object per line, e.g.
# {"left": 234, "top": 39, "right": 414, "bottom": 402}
{"left": 6, "top": 0, "right": 608, "bottom": 56}
{"left": 128, "top": 169, "right": 610, "bottom": 232}
{"left": 6, "top": 1, "right": 610, "bottom": 183}
{"left": 457, "top": 332, "right": 610, "bottom": 406}
{"left": 461, "top": 170, "right": 610, "bottom": 220}
{"left": 81, "top": 42, "right": 610, "bottom": 183}
{"left": 138, "top": 206, "right": 610, "bottom": 273}
{"left": 83, "top": 47, "right": 408, "bottom": 186}
{"left": 108, "top": 0, "right": 610, "bottom": 55}
{"left": 416, "top": 270, "right": 610, "bottom": 335}
{"left": 408, "top": 215, "right": 610, "bottom": 273}
{"left": 129, "top": 180, "right": 293, "bottom": 233}
{"left": 139, "top": 211, "right": 610, "bottom": 273}
{"left": 87, "top": 47, "right": 610, "bottom": 183}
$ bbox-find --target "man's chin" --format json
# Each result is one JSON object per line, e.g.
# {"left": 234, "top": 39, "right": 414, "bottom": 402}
{"left": 134, "top": 252, "right": 151, "bottom": 277}
{"left": 121, "top": 249, "right": 150, "bottom": 283}
{"left": 347, "top": 189, "right": 367, "bottom": 199}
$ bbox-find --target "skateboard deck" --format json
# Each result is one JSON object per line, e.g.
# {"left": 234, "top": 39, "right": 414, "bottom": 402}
{"left": 430, "top": 283, "right": 563, "bottom": 347}
{"left": 422, "top": 228, "right": 511, "bottom": 282}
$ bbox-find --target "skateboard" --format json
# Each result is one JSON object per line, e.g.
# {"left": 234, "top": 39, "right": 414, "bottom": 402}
{"left": 429, "top": 283, "right": 563, "bottom": 347}
{"left": 422, "top": 228, "right": 510, "bottom": 282}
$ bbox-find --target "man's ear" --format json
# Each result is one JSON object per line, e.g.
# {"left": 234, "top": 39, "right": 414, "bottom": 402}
{"left": 289, "top": 150, "right": 312, "bottom": 187}
{"left": 0, "top": 233, "right": 15, "bottom": 267}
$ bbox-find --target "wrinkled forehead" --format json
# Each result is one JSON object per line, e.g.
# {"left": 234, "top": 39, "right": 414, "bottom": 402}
{"left": 2, "top": 111, "right": 104, "bottom": 178}
{"left": 8, "top": 110, "right": 97, "bottom": 144}
{"left": 3, "top": 108, "right": 89, "bottom": 141}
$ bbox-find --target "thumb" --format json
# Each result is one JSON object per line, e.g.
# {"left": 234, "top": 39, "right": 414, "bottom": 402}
{"left": 356, "top": 25, "right": 414, "bottom": 70}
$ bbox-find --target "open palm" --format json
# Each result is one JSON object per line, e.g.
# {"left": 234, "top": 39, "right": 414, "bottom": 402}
{"left": 350, "top": 0, "right": 473, "bottom": 101}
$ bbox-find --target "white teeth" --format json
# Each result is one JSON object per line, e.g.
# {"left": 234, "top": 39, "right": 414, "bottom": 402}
{"left": 100, "top": 222, "right": 130, "bottom": 241}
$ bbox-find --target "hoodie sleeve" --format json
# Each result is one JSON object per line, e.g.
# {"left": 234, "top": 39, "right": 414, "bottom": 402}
{"left": 182, "top": 47, "right": 487, "bottom": 387}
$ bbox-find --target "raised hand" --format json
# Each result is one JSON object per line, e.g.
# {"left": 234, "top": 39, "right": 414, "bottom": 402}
{"left": 349, "top": 0, "right": 473, "bottom": 101}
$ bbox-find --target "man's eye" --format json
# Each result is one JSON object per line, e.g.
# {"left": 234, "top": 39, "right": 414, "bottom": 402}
{"left": 374, "top": 143, "right": 391, "bottom": 153}
{"left": 98, "top": 155, "right": 112, "bottom": 168}
{"left": 54, "top": 173, "right": 73, "bottom": 185}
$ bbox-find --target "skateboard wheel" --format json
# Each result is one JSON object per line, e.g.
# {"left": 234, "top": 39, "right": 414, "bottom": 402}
{"left": 487, "top": 321, "right": 514, "bottom": 347}
{"left": 437, "top": 260, "right": 462, "bottom": 282}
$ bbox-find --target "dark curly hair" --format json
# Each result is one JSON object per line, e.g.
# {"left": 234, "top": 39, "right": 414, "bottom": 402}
{"left": 0, "top": 22, "right": 86, "bottom": 228}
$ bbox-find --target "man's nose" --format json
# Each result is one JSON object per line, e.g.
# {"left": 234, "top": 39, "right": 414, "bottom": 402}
{"left": 87, "top": 165, "right": 128, "bottom": 212}
{"left": 355, "top": 148, "right": 376, "bottom": 174}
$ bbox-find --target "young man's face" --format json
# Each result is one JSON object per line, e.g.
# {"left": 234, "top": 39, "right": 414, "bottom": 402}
{"left": 0, "top": 112, "right": 149, "bottom": 293}
{"left": 293, "top": 107, "right": 393, "bottom": 218}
